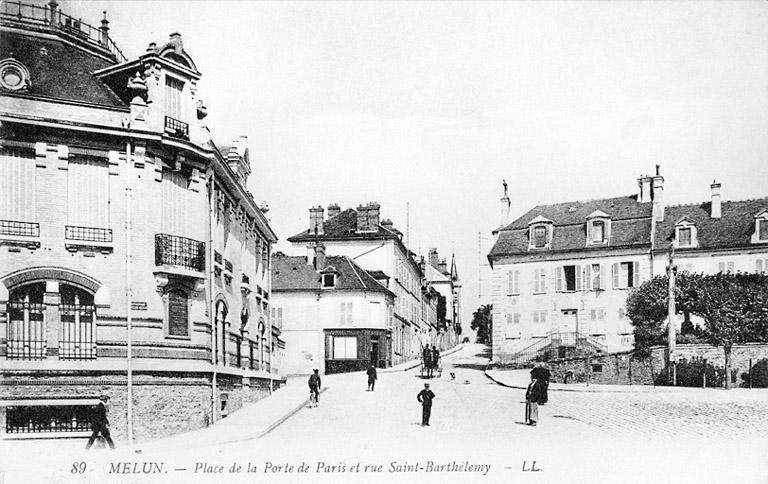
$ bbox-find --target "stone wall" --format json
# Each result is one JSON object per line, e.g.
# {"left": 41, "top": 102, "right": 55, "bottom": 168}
{"left": 541, "top": 343, "right": 768, "bottom": 387}
{"left": 0, "top": 371, "right": 279, "bottom": 443}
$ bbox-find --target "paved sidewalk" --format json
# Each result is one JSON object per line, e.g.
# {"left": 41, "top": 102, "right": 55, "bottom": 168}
{"left": 485, "top": 368, "right": 762, "bottom": 393}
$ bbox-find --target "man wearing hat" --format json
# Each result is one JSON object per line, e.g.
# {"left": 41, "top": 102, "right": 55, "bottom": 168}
{"left": 417, "top": 383, "right": 435, "bottom": 426}
{"left": 85, "top": 395, "right": 115, "bottom": 449}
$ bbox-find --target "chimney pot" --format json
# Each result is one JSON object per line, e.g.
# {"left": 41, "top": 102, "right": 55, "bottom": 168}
{"left": 499, "top": 180, "right": 511, "bottom": 227}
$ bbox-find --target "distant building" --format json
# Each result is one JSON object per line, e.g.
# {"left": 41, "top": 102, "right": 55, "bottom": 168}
{"left": 271, "top": 249, "right": 394, "bottom": 374}
{"left": 287, "top": 203, "right": 432, "bottom": 365}
{"left": 421, "top": 248, "right": 462, "bottom": 350}
{"left": 487, "top": 168, "right": 768, "bottom": 364}
{"left": 0, "top": 2, "right": 280, "bottom": 443}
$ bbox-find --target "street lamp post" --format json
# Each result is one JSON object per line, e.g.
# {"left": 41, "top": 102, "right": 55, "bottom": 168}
{"left": 666, "top": 245, "right": 677, "bottom": 386}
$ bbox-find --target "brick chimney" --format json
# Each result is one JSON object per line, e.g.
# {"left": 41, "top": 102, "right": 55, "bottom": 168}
{"left": 710, "top": 180, "right": 721, "bottom": 219}
{"left": 428, "top": 248, "right": 439, "bottom": 268}
{"left": 381, "top": 219, "right": 394, "bottom": 231}
{"left": 327, "top": 203, "right": 341, "bottom": 219}
{"left": 637, "top": 174, "right": 653, "bottom": 203}
{"left": 652, "top": 165, "right": 665, "bottom": 222}
{"left": 500, "top": 179, "right": 510, "bottom": 227}
{"left": 306, "top": 244, "right": 315, "bottom": 266}
{"left": 356, "top": 204, "right": 368, "bottom": 232}
{"left": 309, "top": 206, "right": 324, "bottom": 235}
{"left": 314, "top": 242, "right": 326, "bottom": 270}
{"left": 437, "top": 259, "right": 448, "bottom": 274}
{"left": 367, "top": 202, "right": 381, "bottom": 231}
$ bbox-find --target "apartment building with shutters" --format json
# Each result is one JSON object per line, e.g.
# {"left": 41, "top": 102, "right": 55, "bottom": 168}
{"left": 488, "top": 169, "right": 768, "bottom": 364}
{"left": 0, "top": 2, "right": 280, "bottom": 443}
{"left": 287, "top": 203, "right": 428, "bottom": 365}
{"left": 271, "top": 249, "right": 394, "bottom": 375}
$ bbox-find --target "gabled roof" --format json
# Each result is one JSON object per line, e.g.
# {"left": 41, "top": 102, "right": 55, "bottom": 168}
{"left": 528, "top": 215, "right": 553, "bottom": 225}
{"left": 1, "top": 31, "right": 125, "bottom": 108}
{"left": 654, "top": 198, "right": 768, "bottom": 251}
{"left": 586, "top": 209, "right": 610, "bottom": 219}
{"left": 271, "top": 254, "right": 393, "bottom": 296}
{"left": 424, "top": 263, "right": 450, "bottom": 283}
{"left": 490, "top": 194, "right": 652, "bottom": 258}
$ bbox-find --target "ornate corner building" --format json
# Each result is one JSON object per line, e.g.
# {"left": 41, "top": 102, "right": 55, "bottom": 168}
{"left": 0, "top": 1, "right": 282, "bottom": 443}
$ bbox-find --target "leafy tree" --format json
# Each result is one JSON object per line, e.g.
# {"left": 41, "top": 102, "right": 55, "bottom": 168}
{"left": 626, "top": 272, "right": 768, "bottom": 388}
{"left": 470, "top": 304, "right": 493, "bottom": 345}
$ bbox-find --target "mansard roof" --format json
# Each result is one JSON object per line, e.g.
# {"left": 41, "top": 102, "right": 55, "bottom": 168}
{"left": 271, "top": 255, "right": 393, "bottom": 296}
{"left": 654, "top": 198, "right": 768, "bottom": 251}
{"left": 489, "top": 194, "right": 652, "bottom": 258}
{"left": 0, "top": 30, "right": 125, "bottom": 108}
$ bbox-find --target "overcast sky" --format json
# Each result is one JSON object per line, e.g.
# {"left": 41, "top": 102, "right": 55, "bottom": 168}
{"left": 67, "top": 0, "right": 768, "bottom": 325}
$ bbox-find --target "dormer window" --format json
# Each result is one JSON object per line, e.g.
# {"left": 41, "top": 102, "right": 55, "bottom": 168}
{"left": 585, "top": 210, "right": 611, "bottom": 246}
{"left": 752, "top": 210, "right": 768, "bottom": 244}
{"left": 528, "top": 216, "right": 553, "bottom": 250}
{"left": 320, "top": 265, "right": 340, "bottom": 288}
{"left": 322, "top": 273, "right": 336, "bottom": 287}
{"left": 675, "top": 217, "right": 697, "bottom": 248}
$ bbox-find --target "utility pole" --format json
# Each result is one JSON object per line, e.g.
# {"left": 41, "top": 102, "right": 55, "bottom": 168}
{"left": 125, "top": 138, "right": 134, "bottom": 446}
{"left": 666, "top": 244, "right": 677, "bottom": 386}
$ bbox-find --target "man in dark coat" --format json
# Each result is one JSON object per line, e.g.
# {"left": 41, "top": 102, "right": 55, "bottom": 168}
{"left": 431, "top": 345, "right": 440, "bottom": 374}
{"left": 367, "top": 364, "right": 378, "bottom": 391}
{"left": 86, "top": 395, "right": 115, "bottom": 449}
{"left": 417, "top": 383, "right": 435, "bottom": 426}
{"left": 308, "top": 369, "right": 321, "bottom": 403}
{"left": 525, "top": 373, "right": 546, "bottom": 426}
{"left": 422, "top": 346, "right": 433, "bottom": 377}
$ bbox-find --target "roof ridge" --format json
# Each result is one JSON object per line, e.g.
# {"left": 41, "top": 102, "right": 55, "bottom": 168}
{"left": 532, "top": 193, "right": 640, "bottom": 208}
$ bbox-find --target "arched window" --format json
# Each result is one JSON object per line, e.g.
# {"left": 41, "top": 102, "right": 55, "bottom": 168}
{"left": 59, "top": 284, "right": 96, "bottom": 359}
{"left": 7, "top": 283, "right": 45, "bottom": 359}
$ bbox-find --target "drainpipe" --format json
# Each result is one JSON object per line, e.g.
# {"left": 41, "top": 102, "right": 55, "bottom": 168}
{"left": 125, "top": 138, "right": 134, "bottom": 446}
{"left": 208, "top": 172, "right": 217, "bottom": 424}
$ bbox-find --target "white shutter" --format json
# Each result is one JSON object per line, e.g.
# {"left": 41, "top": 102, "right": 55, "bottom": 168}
{"left": 533, "top": 270, "right": 540, "bottom": 293}
{"left": 514, "top": 270, "right": 519, "bottom": 294}
{"left": 633, "top": 261, "right": 640, "bottom": 287}
{"left": 576, "top": 265, "right": 583, "bottom": 291}
{"left": 162, "top": 169, "right": 189, "bottom": 235}
{"left": 555, "top": 267, "right": 563, "bottom": 292}
{"left": 599, "top": 264, "right": 605, "bottom": 290}
{"left": 718, "top": 262, "right": 725, "bottom": 273}
{"left": 612, "top": 263, "right": 619, "bottom": 289}
{"left": 507, "top": 271, "right": 514, "bottom": 294}
{"left": 339, "top": 303, "right": 346, "bottom": 325}
{"left": 68, "top": 157, "right": 109, "bottom": 227}
{"left": 0, "top": 150, "right": 36, "bottom": 221}
{"left": 727, "top": 262, "right": 734, "bottom": 273}
{"left": 758, "top": 259, "right": 764, "bottom": 274}
{"left": 585, "top": 265, "right": 592, "bottom": 290}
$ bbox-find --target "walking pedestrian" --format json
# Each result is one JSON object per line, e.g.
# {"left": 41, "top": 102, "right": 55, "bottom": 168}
{"left": 85, "top": 395, "right": 115, "bottom": 450}
{"left": 525, "top": 372, "right": 546, "bottom": 426}
{"left": 367, "top": 364, "right": 377, "bottom": 391}
{"left": 417, "top": 383, "right": 435, "bottom": 426}
{"left": 308, "top": 369, "right": 321, "bottom": 404}
{"left": 431, "top": 345, "right": 440, "bottom": 375}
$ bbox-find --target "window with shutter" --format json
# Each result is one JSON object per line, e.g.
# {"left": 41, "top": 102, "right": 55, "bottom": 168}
{"left": 718, "top": 262, "right": 725, "bottom": 273}
{"left": 165, "top": 76, "right": 184, "bottom": 120}
{"left": 555, "top": 267, "right": 563, "bottom": 292}
{"left": 727, "top": 262, "right": 734, "bottom": 273}
{"left": 1, "top": 149, "right": 36, "bottom": 224}
{"left": 758, "top": 259, "right": 765, "bottom": 274}
{"left": 592, "top": 221, "right": 605, "bottom": 243}
{"left": 612, "top": 263, "right": 619, "bottom": 289}
{"left": 575, "top": 265, "right": 583, "bottom": 291}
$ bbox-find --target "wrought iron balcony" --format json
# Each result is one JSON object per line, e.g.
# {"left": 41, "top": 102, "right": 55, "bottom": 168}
{"left": 65, "top": 225, "right": 112, "bottom": 243}
{"left": 165, "top": 116, "right": 189, "bottom": 140}
{"left": 154, "top": 233, "right": 205, "bottom": 273}
{"left": 0, "top": 220, "right": 39, "bottom": 237}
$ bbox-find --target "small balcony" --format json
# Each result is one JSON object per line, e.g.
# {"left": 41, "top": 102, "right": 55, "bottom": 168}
{"left": 64, "top": 225, "right": 113, "bottom": 253}
{"left": 165, "top": 116, "right": 189, "bottom": 140}
{"left": 0, "top": 220, "right": 40, "bottom": 249}
{"left": 154, "top": 234, "right": 205, "bottom": 273}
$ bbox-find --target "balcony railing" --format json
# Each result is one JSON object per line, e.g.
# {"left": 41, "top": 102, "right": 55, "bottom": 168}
{"left": 0, "top": 220, "right": 39, "bottom": 237}
{"left": 155, "top": 234, "right": 205, "bottom": 272}
{"left": 6, "top": 405, "right": 93, "bottom": 434}
{"left": 165, "top": 116, "right": 189, "bottom": 140}
{"left": 0, "top": 1, "right": 127, "bottom": 62}
{"left": 65, "top": 225, "right": 112, "bottom": 243}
